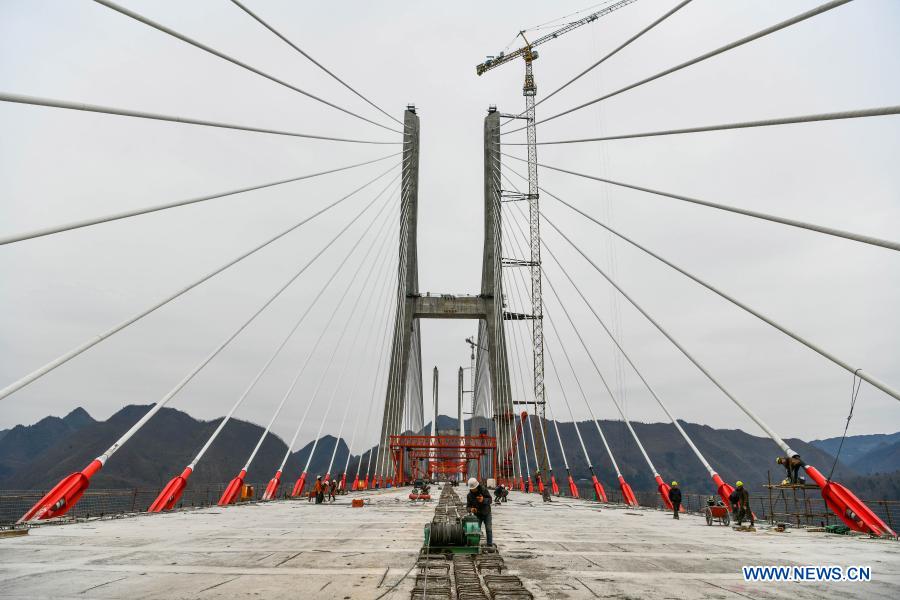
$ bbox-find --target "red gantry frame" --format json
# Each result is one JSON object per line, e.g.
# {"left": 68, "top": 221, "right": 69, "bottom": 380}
{"left": 389, "top": 434, "right": 496, "bottom": 484}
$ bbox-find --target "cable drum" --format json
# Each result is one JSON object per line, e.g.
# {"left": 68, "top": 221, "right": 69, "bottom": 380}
{"left": 428, "top": 521, "right": 466, "bottom": 547}
{"left": 428, "top": 484, "right": 468, "bottom": 546}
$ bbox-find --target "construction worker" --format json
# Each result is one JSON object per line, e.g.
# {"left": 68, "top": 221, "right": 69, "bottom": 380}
{"left": 466, "top": 478, "right": 493, "bottom": 546}
{"left": 328, "top": 478, "right": 337, "bottom": 502}
{"left": 776, "top": 455, "right": 805, "bottom": 484}
{"left": 668, "top": 482, "right": 682, "bottom": 519}
{"left": 493, "top": 483, "right": 509, "bottom": 504}
{"left": 313, "top": 476, "right": 325, "bottom": 504}
{"left": 732, "top": 481, "right": 754, "bottom": 527}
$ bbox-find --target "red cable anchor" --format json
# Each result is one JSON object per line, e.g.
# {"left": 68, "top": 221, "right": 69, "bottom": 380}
{"left": 655, "top": 475, "right": 674, "bottom": 511}
{"left": 291, "top": 471, "right": 308, "bottom": 497}
{"left": 262, "top": 470, "right": 282, "bottom": 501}
{"left": 805, "top": 465, "right": 897, "bottom": 538}
{"left": 550, "top": 473, "right": 560, "bottom": 495}
{"left": 567, "top": 472, "right": 579, "bottom": 498}
{"left": 711, "top": 473, "right": 735, "bottom": 508}
{"left": 148, "top": 466, "right": 193, "bottom": 512}
{"left": 18, "top": 459, "right": 103, "bottom": 523}
{"left": 591, "top": 473, "right": 607, "bottom": 502}
{"left": 618, "top": 475, "right": 638, "bottom": 506}
{"left": 217, "top": 469, "right": 247, "bottom": 506}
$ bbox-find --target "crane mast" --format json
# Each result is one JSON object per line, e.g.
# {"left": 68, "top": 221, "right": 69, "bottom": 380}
{"left": 523, "top": 47, "right": 547, "bottom": 483}
{"left": 476, "top": 1, "right": 638, "bottom": 484}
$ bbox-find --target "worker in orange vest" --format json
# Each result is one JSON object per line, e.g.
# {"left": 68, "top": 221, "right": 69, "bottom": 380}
{"left": 313, "top": 476, "right": 325, "bottom": 504}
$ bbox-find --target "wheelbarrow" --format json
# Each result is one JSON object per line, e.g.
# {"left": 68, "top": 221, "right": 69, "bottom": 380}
{"left": 704, "top": 504, "right": 731, "bottom": 526}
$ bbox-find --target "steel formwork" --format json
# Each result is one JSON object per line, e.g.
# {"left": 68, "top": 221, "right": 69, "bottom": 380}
{"left": 389, "top": 434, "right": 496, "bottom": 483}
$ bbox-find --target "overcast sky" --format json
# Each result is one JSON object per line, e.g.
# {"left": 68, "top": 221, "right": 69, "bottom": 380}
{"left": 1, "top": 0, "right": 898, "bottom": 457}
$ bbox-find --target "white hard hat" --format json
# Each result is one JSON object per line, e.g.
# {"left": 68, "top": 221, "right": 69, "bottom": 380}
{"left": 468, "top": 478, "right": 479, "bottom": 489}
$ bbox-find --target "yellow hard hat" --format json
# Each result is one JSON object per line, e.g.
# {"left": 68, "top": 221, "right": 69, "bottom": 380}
{"left": 671, "top": 481, "right": 678, "bottom": 486}
{"left": 736, "top": 481, "right": 743, "bottom": 487}
{"left": 776, "top": 457, "right": 783, "bottom": 464}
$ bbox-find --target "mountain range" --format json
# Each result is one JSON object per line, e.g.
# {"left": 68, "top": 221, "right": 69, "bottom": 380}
{"left": 0, "top": 406, "right": 361, "bottom": 491}
{"left": 1, "top": 407, "right": 897, "bottom": 500}
{"left": 810, "top": 432, "right": 900, "bottom": 475}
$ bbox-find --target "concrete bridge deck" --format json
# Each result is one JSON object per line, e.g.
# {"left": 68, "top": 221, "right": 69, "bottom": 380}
{"left": 0, "top": 487, "right": 897, "bottom": 599}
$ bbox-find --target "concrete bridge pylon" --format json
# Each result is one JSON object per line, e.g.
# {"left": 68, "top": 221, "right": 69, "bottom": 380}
{"left": 376, "top": 107, "right": 519, "bottom": 484}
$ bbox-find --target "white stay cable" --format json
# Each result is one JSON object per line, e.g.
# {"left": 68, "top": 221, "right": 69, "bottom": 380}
{"left": 502, "top": 211, "right": 633, "bottom": 477}
{"left": 236, "top": 181, "right": 398, "bottom": 473}
{"left": 342, "top": 234, "right": 399, "bottom": 479}
{"left": 268, "top": 186, "right": 400, "bottom": 474}
{"left": 541, "top": 239, "right": 719, "bottom": 475}
{"left": 0, "top": 164, "right": 398, "bottom": 402}
{"left": 360, "top": 263, "right": 401, "bottom": 483}
{"left": 0, "top": 153, "right": 399, "bottom": 246}
{"left": 501, "top": 263, "right": 551, "bottom": 476}
{"left": 325, "top": 219, "right": 399, "bottom": 476}
{"left": 228, "top": 0, "right": 402, "bottom": 127}
{"left": 95, "top": 171, "right": 396, "bottom": 466}
{"left": 93, "top": 0, "right": 401, "bottom": 134}
{"left": 187, "top": 181, "right": 396, "bottom": 470}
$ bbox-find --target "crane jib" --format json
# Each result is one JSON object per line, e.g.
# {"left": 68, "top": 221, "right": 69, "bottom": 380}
{"left": 475, "top": 0, "right": 638, "bottom": 75}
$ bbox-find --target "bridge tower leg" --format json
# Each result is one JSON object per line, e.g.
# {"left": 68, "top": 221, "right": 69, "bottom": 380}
{"left": 377, "top": 107, "right": 423, "bottom": 483}
{"left": 479, "top": 108, "right": 517, "bottom": 484}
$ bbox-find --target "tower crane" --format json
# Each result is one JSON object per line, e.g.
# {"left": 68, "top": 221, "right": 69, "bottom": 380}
{"left": 475, "top": 0, "right": 637, "bottom": 481}
{"left": 475, "top": 0, "right": 637, "bottom": 77}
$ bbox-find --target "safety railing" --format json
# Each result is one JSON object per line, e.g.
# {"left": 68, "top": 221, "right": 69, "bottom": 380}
{"left": 0, "top": 482, "right": 273, "bottom": 526}
{"left": 3, "top": 483, "right": 896, "bottom": 532}
{"left": 572, "top": 483, "right": 898, "bottom": 530}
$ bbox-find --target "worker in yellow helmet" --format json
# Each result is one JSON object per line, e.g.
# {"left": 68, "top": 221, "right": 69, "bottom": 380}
{"left": 732, "top": 481, "right": 753, "bottom": 527}
{"left": 668, "top": 481, "right": 681, "bottom": 519}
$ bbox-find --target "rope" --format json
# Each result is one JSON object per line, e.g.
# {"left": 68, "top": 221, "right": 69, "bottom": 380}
{"left": 0, "top": 153, "right": 400, "bottom": 245}
{"left": 828, "top": 370, "right": 863, "bottom": 481}
{"left": 502, "top": 153, "right": 900, "bottom": 252}
{"left": 504, "top": 105, "right": 900, "bottom": 144}
{"left": 0, "top": 92, "right": 400, "bottom": 144}
{"left": 92, "top": 0, "right": 401, "bottom": 134}
{"left": 228, "top": 0, "right": 402, "bottom": 127}
{"left": 503, "top": 0, "right": 854, "bottom": 135}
